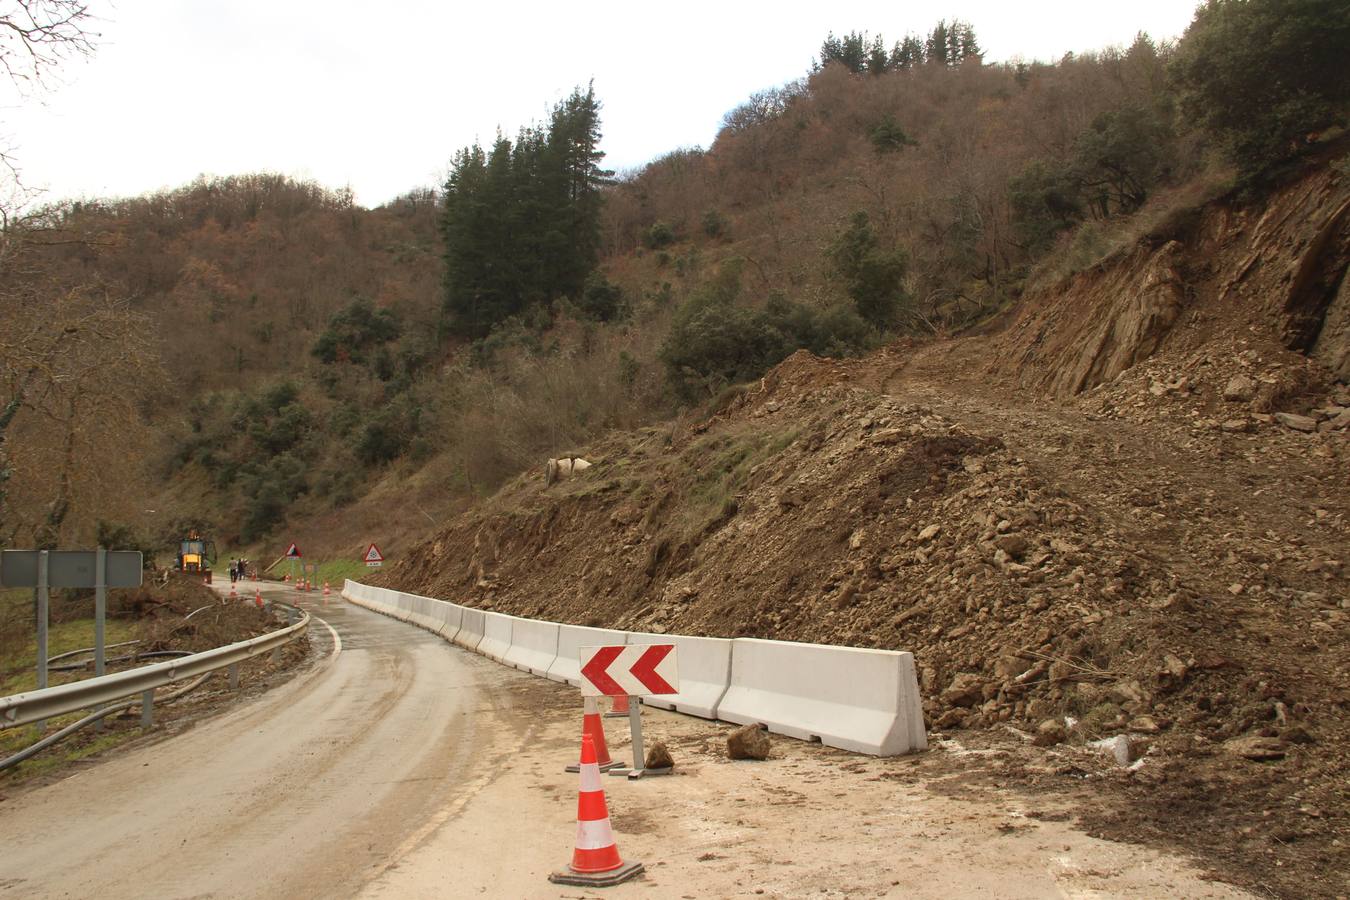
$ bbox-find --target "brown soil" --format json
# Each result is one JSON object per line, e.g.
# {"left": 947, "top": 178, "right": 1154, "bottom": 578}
{"left": 375, "top": 155, "right": 1349, "bottom": 897}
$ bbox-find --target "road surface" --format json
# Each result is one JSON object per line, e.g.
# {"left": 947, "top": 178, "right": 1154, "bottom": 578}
{"left": 0, "top": 583, "right": 1255, "bottom": 898}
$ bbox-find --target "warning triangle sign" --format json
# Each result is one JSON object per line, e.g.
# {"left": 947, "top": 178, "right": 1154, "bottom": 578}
{"left": 284, "top": 542, "right": 301, "bottom": 559}
{"left": 364, "top": 543, "right": 384, "bottom": 563}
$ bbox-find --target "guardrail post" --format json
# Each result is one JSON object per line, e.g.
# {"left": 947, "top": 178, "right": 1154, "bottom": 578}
{"left": 228, "top": 663, "right": 240, "bottom": 690}
{"left": 35, "top": 550, "right": 49, "bottom": 732}
{"left": 95, "top": 547, "right": 107, "bottom": 731}
{"left": 140, "top": 689, "right": 154, "bottom": 728}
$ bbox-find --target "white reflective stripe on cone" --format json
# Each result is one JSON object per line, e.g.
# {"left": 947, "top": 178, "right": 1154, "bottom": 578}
{"left": 579, "top": 764, "right": 603, "bottom": 793}
{"left": 575, "top": 817, "right": 617, "bottom": 850}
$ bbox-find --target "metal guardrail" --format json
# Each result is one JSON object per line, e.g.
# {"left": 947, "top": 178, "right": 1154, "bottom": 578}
{"left": 0, "top": 603, "right": 310, "bottom": 730}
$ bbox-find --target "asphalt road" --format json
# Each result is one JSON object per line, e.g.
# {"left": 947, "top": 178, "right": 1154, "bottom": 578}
{"left": 0, "top": 582, "right": 536, "bottom": 899}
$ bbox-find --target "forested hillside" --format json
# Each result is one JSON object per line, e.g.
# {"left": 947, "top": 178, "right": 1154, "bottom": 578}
{"left": 1, "top": 0, "right": 1346, "bottom": 559}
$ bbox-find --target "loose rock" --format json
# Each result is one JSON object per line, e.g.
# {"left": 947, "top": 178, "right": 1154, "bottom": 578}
{"left": 1222, "top": 375, "right": 1256, "bottom": 402}
{"left": 1273, "top": 412, "right": 1317, "bottom": 432}
{"left": 645, "top": 740, "right": 675, "bottom": 770}
{"left": 726, "top": 723, "right": 771, "bottom": 760}
{"left": 1033, "top": 719, "right": 1066, "bottom": 746}
{"left": 1224, "top": 734, "right": 1287, "bottom": 761}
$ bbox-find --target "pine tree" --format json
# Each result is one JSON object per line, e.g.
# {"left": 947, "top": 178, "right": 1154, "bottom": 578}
{"left": 890, "top": 34, "right": 925, "bottom": 69}
{"left": 439, "top": 84, "right": 612, "bottom": 337}
{"left": 926, "top": 21, "right": 950, "bottom": 66}
{"left": 866, "top": 34, "right": 889, "bottom": 75}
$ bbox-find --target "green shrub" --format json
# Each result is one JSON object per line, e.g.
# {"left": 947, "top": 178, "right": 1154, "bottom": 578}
{"left": 868, "top": 116, "right": 918, "bottom": 154}
{"left": 1170, "top": 0, "right": 1350, "bottom": 175}
{"left": 701, "top": 210, "right": 727, "bottom": 239}
{"left": 827, "top": 212, "right": 910, "bottom": 330}
{"left": 311, "top": 298, "right": 401, "bottom": 365}
{"left": 660, "top": 263, "right": 873, "bottom": 402}
{"left": 578, "top": 272, "right": 627, "bottom": 322}
{"left": 1009, "top": 160, "right": 1083, "bottom": 256}
{"left": 645, "top": 221, "right": 676, "bottom": 249}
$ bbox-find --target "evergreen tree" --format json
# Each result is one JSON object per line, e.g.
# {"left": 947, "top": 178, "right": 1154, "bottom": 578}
{"left": 890, "top": 34, "right": 925, "bottom": 68}
{"left": 867, "top": 34, "right": 889, "bottom": 75}
{"left": 439, "top": 84, "right": 612, "bottom": 338}
{"left": 925, "top": 21, "right": 950, "bottom": 66}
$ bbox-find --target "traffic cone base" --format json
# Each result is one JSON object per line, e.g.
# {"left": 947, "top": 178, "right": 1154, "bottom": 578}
{"left": 550, "top": 734, "right": 643, "bottom": 888}
{"left": 548, "top": 859, "right": 644, "bottom": 888}
{"left": 604, "top": 694, "right": 631, "bottom": 718}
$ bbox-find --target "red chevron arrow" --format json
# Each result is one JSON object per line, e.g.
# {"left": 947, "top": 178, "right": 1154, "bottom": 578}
{"left": 580, "top": 644, "right": 625, "bottom": 696}
{"left": 630, "top": 644, "right": 675, "bottom": 694}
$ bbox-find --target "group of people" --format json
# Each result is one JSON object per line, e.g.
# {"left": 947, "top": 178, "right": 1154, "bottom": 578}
{"left": 228, "top": 558, "right": 251, "bottom": 583}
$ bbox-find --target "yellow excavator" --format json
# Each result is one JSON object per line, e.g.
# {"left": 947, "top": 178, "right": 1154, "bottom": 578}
{"left": 175, "top": 530, "right": 217, "bottom": 582}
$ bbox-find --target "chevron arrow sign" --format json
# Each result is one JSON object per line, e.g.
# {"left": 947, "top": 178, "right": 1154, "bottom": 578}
{"left": 579, "top": 644, "right": 679, "bottom": 697}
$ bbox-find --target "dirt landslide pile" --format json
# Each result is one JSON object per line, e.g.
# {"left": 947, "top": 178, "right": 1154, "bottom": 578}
{"left": 384, "top": 344, "right": 1344, "bottom": 735}
{"left": 373, "top": 154, "right": 1350, "bottom": 895}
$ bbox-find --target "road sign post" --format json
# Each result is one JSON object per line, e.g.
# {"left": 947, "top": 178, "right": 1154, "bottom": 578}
{"left": 36, "top": 551, "right": 48, "bottom": 731}
{"left": 0, "top": 549, "right": 143, "bottom": 733}
{"left": 579, "top": 644, "right": 678, "bottom": 779}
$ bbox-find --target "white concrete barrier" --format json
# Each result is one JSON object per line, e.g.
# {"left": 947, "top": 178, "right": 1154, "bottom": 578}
{"left": 501, "top": 618, "right": 559, "bottom": 676}
{"left": 388, "top": 591, "right": 414, "bottom": 623}
{"left": 455, "top": 607, "right": 486, "bottom": 652}
{"left": 546, "top": 624, "right": 629, "bottom": 686}
{"left": 410, "top": 594, "right": 442, "bottom": 633}
{"left": 626, "top": 632, "right": 732, "bottom": 720}
{"left": 342, "top": 580, "right": 929, "bottom": 758}
{"left": 434, "top": 601, "right": 463, "bottom": 641}
{"left": 478, "top": 612, "right": 513, "bottom": 661}
{"left": 717, "top": 638, "right": 927, "bottom": 756}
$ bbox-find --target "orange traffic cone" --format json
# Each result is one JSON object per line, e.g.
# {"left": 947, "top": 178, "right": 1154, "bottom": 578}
{"left": 566, "top": 696, "right": 623, "bottom": 773}
{"left": 548, "top": 733, "right": 644, "bottom": 887}
{"left": 228, "top": 583, "right": 237, "bottom": 599}
{"left": 322, "top": 581, "right": 331, "bottom": 596}
{"left": 605, "top": 694, "right": 631, "bottom": 718}
{"left": 254, "top": 587, "right": 263, "bottom": 607}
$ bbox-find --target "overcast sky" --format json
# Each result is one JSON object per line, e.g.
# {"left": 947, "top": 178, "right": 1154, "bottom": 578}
{"left": 2, "top": 0, "right": 1198, "bottom": 208}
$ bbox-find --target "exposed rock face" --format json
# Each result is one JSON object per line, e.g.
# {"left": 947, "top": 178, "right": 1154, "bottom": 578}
{"left": 726, "top": 723, "right": 771, "bottom": 760}
{"left": 984, "top": 167, "right": 1350, "bottom": 398}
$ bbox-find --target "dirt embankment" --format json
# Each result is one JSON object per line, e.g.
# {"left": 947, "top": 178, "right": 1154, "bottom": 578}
{"left": 376, "top": 160, "right": 1348, "bottom": 897}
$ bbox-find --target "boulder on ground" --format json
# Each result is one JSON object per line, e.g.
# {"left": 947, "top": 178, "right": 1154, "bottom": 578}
{"left": 545, "top": 456, "right": 593, "bottom": 485}
{"left": 726, "top": 723, "right": 771, "bottom": 760}
{"left": 1033, "top": 719, "right": 1066, "bottom": 746}
{"left": 645, "top": 740, "right": 674, "bottom": 770}
{"left": 1222, "top": 375, "right": 1256, "bottom": 402}
{"left": 940, "top": 673, "right": 985, "bottom": 707}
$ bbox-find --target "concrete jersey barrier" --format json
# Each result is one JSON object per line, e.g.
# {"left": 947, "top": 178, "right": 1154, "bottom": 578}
{"left": 501, "top": 618, "right": 559, "bottom": 676}
{"left": 717, "top": 638, "right": 927, "bottom": 756}
{"left": 546, "top": 624, "right": 629, "bottom": 686}
{"left": 455, "top": 607, "right": 486, "bottom": 652}
{"left": 477, "top": 612, "right": 513, "bottom": 661}
{"left": 626, "top": 631, "right": 732, "bottom": 720}
{"left": 434, "top": 602, "right": 463, "bottom": 641}
{"left": 342, "top": 580, "right": 928, "bottom": 757}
